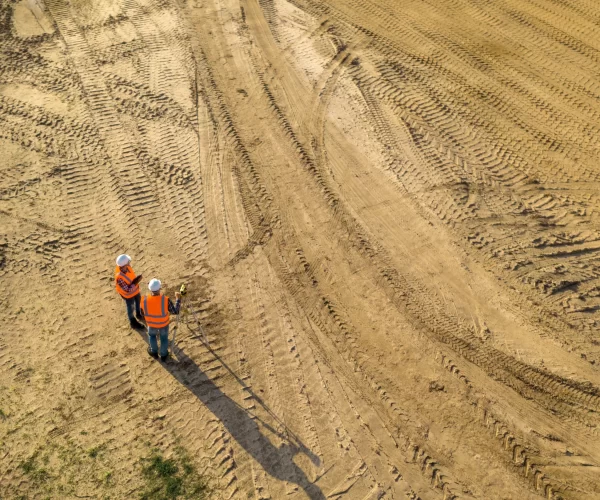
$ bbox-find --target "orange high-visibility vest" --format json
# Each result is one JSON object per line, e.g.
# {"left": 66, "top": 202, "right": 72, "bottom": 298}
{"left": 115, "top": 265, "right": 140, "bottom": 299}
{"left": 142, "top": 295, "right": 170, "bottom": 328}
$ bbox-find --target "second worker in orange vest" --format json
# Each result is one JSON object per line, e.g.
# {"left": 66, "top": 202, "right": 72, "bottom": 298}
{"left": 140, "top": 278, "right": 181, "bottom": 361}
{"left": 115, "top": 254, "right": 144, "bottom": 330}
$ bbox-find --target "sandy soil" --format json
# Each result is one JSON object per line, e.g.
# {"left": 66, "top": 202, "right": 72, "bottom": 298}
{"left": 2, "top": 0, "right": 600, "bottom": 498}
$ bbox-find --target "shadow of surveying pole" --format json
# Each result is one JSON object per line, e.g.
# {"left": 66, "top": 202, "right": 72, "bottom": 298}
{"left": 135, "top": 325, "right": 325, "bottom": 499}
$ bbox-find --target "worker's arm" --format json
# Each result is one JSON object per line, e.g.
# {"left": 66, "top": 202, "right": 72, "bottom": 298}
{"left": 168, "top": 292, "right": 182, "bottom": 315}
{"left": 132, "top": 275, "right": 143, "bottom": 285}
{"left": 116, "top": 277, "right": 138, "bottom": 295}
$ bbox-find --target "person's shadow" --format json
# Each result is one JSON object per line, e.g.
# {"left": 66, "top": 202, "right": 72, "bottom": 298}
{"left": 134, "top": 325, "right": 325, "bottom": 499}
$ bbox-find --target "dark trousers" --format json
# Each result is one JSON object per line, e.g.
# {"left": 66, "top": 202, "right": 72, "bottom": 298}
{"left": 124, "top": 293, "right": 141, "bottom": 321}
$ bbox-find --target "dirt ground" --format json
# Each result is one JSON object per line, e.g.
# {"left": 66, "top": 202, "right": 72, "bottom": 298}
{"left": 2, "top": 0, "right": 600, "bottom": 498}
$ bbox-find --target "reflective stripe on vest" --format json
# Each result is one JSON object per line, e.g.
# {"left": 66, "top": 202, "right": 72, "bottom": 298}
{"left": 142, "top": 295, "right": 170, "bottom": 328}
{"left": 115, "top": 265, "right": 140, "bottom": 299}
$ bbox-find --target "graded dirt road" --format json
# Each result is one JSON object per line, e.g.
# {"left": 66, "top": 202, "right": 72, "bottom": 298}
{"left": 2, "top": 0, "right": 600, "bottom": 498}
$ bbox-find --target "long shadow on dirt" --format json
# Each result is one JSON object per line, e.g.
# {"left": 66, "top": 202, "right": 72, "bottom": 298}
{"left": 136, "top": 325, "right": 325, "bottom": 499}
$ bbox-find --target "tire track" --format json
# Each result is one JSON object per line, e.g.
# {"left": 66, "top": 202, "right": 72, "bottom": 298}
{"left": 192, "top": 4, "right": 460, "bottom": 492}
{"left": 46, "top": 0, "right": 162, "bottom": 223}
{"left": 298, "top": 0, "right": 600, "bottom": 339}
{"left": 245, "top": 6, "right": 600, "bottom": 426}
{"left": 181, "top": 1, "right": 600, "bottom": 497}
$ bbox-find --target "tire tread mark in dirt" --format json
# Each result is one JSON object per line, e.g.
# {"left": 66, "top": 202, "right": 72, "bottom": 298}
{"left": 236, "top": 3, "right": 600, "bottom": 495}
{"left": 250, "top": 0, "right": 600, "bottom": 426}
{"left": 200, "top": 5, "right": 459, "bottom": 489}
{"left": 1, "top": 15, "right": 141, "bottom": 277}
{"left": 264, "top": 233, "right": 461, "bottom": 498}
{"left": 106, "top": 73, "right": 195, "bottom": 129}
{"left": 318, "top": 8, "right": 600, "bottom": 337}
{"left": 299, "top": 0, "right": 600, "bottom": 190}
{"left": 249, "top": 267, "right": 304, "bottom": 496}
{"left": 45, "top": 0, "right": 162, "bottom": 223}
{"left": 257, "top": 0, "right": 279, "bottom": 42}
{"left": 348, "top": 60, "right": 600, "bottom": 333}
{"left": 194, "top": 48, "right": 277, "bottom": 265}
{"left": 435, "top": 350, "right": 562, "bottom": 499}
{"left": 340, "top": 0, "right": 600, "bottom": 149}
{"left": 171, "top": 333, "right": 241, "bottom": 499}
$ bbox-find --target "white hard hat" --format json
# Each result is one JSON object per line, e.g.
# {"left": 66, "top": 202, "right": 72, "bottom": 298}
{"left": 116, "top": 254, "right": 131, "bottom": 266}
{"left": 148, "top": 278, "right": 161, "bottom": 292}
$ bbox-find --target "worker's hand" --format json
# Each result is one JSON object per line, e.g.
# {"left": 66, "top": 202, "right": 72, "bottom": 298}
{"left": 175, "top": 292, "right": 181, "bottom": 299}
{"left": 132, "top": 275, "right": 143, "bottom": 285}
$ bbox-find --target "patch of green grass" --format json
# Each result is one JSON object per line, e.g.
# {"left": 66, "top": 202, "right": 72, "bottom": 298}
{"left": 19, "top": 453, "right": 51, "bottom": 483}
{"left": 139, "top": 447, "right": 209, "bottom": 500}
{"left": 20, "top": 455, "right": 37, "bottom": 474}
{"left": 11, "top": 437, "right": 116, "bottom": 498}
{"left": 87, "top": 444, "right": 105, "bottom": 458}
{"left": 103, "top": 470, "right": 113, "bottom": 485}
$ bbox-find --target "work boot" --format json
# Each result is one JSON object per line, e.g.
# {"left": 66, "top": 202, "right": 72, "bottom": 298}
{"left": 147, "top": 347, "right": 158, "bottom": 359}
{"left": 130, "top": 319, "right": 144, "bottom": 330}
{"left": 160, "top": 353, "right": 169, "bottom": 362}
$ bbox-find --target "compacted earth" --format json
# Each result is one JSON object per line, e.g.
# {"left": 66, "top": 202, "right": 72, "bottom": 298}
{"left": 2, "top": 0, "right": 600, "bottom": 498}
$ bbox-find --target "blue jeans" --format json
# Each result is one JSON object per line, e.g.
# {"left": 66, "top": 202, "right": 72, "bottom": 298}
{"left": 148, "top": 325, "right": 169, "bottom": 357}
{"left": 125, "top": 294, "right": 141, "bottom": 321}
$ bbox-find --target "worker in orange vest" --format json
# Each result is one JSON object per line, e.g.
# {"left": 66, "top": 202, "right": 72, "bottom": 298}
{"left": 115, "top": 254, "right": 144, "bottom": 329}
{"left": 141, "top": 278, "right": 181, "bottom": 361}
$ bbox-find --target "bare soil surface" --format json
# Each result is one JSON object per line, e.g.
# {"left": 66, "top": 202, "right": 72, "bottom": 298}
{"left": 2, "top": 0, "right": 600, "bottom": 498}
